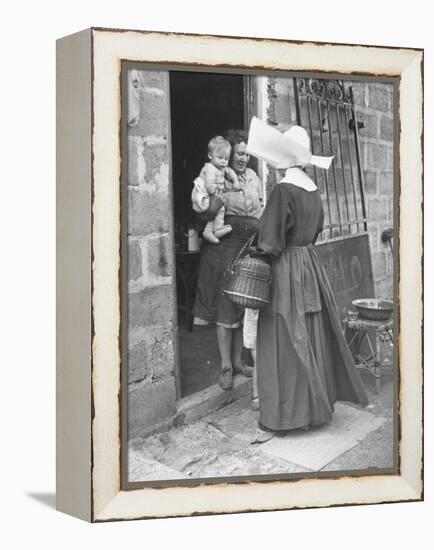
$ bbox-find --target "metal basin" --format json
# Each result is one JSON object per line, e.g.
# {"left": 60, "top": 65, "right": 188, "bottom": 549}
{"left": 352, "top": 298, "right": 393, "bottom": 321}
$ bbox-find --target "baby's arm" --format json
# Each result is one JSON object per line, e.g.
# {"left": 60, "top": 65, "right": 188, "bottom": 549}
{"left": 191, "top": 177, "right": 210, "bottom": 212}
{"left": 224, "top": 167, "right": 240, "bottom": 188}
{"left": 193, "top": 165, "right": 225, "bottom": 221}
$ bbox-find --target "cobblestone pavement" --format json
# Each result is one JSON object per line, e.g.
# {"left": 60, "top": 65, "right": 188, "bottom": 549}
{"left": 128, "top": 368, "right": 395, "bottom": 483}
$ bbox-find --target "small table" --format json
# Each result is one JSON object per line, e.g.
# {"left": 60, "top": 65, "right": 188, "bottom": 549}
{"left": 343, "top": 316, "right": 394, "bottom": 393}
{"left": 175, "top": 250, "right": 201, "bottom": 331}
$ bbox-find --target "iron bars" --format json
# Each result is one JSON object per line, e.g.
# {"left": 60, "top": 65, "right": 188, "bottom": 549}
{"left": 293, "top": 78, "right": 368, "bottom": 239}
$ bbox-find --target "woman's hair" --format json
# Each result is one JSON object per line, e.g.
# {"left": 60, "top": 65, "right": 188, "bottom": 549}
{"left": 224, "top": 129, "right": 248, "bottom": 148}
{"left": 224, "top": 129, "right": 248, "bottom": 165}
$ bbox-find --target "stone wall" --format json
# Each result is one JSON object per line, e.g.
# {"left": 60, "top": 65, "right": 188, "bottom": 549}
{"left": 351, "top": 82, "right": 394, "bottom": 299}
{"left": 127, "top": 69, "right": 177, "bottom": 439}
{"left": 266, "top": 77, "right": 394, "bottom": 299}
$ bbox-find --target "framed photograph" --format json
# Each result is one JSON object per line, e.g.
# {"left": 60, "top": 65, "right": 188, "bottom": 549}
{"left": 56, "top": 27, "right": 423, "bottom": 522}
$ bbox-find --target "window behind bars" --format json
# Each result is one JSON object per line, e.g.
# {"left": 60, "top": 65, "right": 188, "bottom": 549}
{"left": 293, "top": 78, "right": 368, "bottom": 241}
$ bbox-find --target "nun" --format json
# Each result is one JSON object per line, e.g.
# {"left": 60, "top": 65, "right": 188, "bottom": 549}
{"left": 246, "top": 117, "right": 369, "bottom": 432}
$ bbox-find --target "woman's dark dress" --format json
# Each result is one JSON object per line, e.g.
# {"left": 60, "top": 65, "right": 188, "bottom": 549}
{"left": 256, "top": 182, "right": 369, "bottom": 431}
{"left": 193, "top": 168, "right": 262, "bottom": 327}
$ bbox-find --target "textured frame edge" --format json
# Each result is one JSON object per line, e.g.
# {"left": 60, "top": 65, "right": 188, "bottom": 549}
{"left": 56, "top": 28, "right": 93, "bottom": 521}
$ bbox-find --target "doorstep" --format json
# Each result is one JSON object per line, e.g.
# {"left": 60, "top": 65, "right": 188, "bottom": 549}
{"left": 175, "top": 375, "right": 252, "bottom": 426}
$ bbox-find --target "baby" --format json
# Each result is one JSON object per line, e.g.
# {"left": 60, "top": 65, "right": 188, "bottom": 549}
{"left": 191, "top": 136, "right": 239, "bottom": 243}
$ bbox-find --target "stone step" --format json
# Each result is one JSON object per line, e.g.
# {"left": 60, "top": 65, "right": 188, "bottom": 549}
{"left": 175, "top": 375, "right": 252, "bottom": 427}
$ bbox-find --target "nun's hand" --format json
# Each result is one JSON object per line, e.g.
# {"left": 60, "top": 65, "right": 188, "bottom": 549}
{"left": 248, "top": 247, "right": 262, "bottom": 257}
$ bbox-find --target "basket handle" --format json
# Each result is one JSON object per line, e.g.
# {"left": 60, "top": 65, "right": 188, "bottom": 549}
{"left": 229, "top": 232, "right": 257, "bottom": 273}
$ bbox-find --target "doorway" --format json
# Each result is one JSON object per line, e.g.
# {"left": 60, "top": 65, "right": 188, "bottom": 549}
{"left": 170, "top": 70, "right": 245, "bottom": 226}
{"left": 169, "top": 70, "right": 246, "bottom": 397}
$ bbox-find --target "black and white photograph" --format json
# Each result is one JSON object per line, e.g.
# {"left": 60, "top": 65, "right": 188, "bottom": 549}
{"left": 123, "top": 67, "right": 397, "bottom": 485}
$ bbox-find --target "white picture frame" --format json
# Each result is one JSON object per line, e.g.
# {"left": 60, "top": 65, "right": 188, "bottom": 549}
{"left": 56, "top": 27, "right": 423, "bottom": 522}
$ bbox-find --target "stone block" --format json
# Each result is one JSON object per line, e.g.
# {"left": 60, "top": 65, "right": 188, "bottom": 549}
{"left": 368, "top": 197, "right": 389, "bottom": 223}
{"left": 128, "top": 71, "right": 169, "bottom": 139}
{"left": 389, "top": 259, "right": 395, "bottom": 281}
{"left": 128, "top": 136, "right": 142, "bottom": 186}
{"left": 142, "top": 70, "right": 168, "bottom": 90}
{"left": 274, "top": 95, "right": 292, "bottom": 127}
{"left": 128, "top": 285, "right": 174, "bottom": 329}
{"left": 372, "top": 250, "right": 387, "bottom": 279}
{"left": 128, "top": 187, "right": 171, "bottom": 236}
{"left": 142, "top": 141, "right": 169, "bottom": 184}
{"left": 128, "top": 238, "right": 142, "bottom": 281}
{"left": 364, "top": 113, "right": 379, "bottom": 139}
{"left": 275, "top": 78, "right": 291, "bottom": 96}
{"left": 128, "top": 326, "right": 175, "bottom": 384}
{"left": 387, "top": 146, "right": 395, "bottom": 171}
{"left": 387, "top": 198, "right": 395, "bottom": 223}
{"left": 148, "top": 234, "right": 172, "bottom": 278}
{"left": 129, "top": 102, "right": 168, "bottom": 140}
{"left": 368, "top": 226, "right": 379, "bottom": 251}
{"left": 367, "top": 143, "right": 388, "bottom": 171}
{"left": 360, "top": 140, "right": 368, "bottom": 171}
{"left": 128, "top": 338, "right": 151, "bottom": 383}
{"left": 128, "top": 377, "right": 177, "bottom": 438}
{"left": 368, "top": 85, "right": 391, "bottom": 112}
{"left": 375, "top": 278, "right": 393, "bottom": 301}
{"left": 364, "top": 171, "right": 377, "bottom": 194}
{"left": 351, "top": 83, "right": 367, "bottom": 108}
{"left": 380, "top": 115, "right": 393, "bottom": 142}
{"left": 379, "top": 171, "right": 394, "bottom": 195}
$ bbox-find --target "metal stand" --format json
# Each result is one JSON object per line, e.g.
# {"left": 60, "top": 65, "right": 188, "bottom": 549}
{"left": 344, "top": 317, "right": 393, "bottom": 393}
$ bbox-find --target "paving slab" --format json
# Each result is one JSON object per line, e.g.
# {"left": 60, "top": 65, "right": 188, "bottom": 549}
{"left": 128, "top": 451, "right": 184, "bottom": 482}
{"left": 128, "top": 410, "right": 306, "bottom": 480}
{"left": 208, "top": 397, "right": 274, "bottom": 445}
{"left": 259, "top": 403, "right": 386, "bottom": 471}
{"left": 322, "top": 374, "right": 395, "bottom": 472}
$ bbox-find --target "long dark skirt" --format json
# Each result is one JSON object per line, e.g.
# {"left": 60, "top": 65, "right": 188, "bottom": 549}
{"left": 257, "top": 244, "right": 368, "bottom": 431}
{"left": 193, "top": 215, "right": 258, "bottom": 327}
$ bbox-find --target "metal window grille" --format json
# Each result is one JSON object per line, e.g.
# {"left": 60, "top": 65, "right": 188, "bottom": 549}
{"left": 293, "top": 78, "right": 368, "bottom": 240}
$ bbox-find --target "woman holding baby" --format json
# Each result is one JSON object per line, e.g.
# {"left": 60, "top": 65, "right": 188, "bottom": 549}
{"left": 192, "top": 129, "right": 263, "bottom": 391}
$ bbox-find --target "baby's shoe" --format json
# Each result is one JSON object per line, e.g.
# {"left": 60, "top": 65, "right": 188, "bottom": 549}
{"left": 214, "top": 225, "right": 232, "bottom": 239}
{"left": 203, "top": 229, "right": 220, "bottom": 244}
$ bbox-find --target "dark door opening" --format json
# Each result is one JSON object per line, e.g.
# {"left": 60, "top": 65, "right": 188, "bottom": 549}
{"left": 169, "top": 70, "right": 246, "bottom": 397}
{"left": 170, "top": 70, "right": 245, "bottom": 227}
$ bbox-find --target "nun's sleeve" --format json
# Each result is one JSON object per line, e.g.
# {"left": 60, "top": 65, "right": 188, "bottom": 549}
{"left": 256, "top": 185, "right": 294, "bottom": 257}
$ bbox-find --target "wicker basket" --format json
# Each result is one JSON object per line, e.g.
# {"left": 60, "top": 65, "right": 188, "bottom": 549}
{"left": 224, "top": 235, "right": 272, "bottom": 310}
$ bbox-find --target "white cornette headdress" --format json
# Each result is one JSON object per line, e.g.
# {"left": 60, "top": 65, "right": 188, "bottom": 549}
{"left": 246, "top": 116, "right": 334, "bottom": 170}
